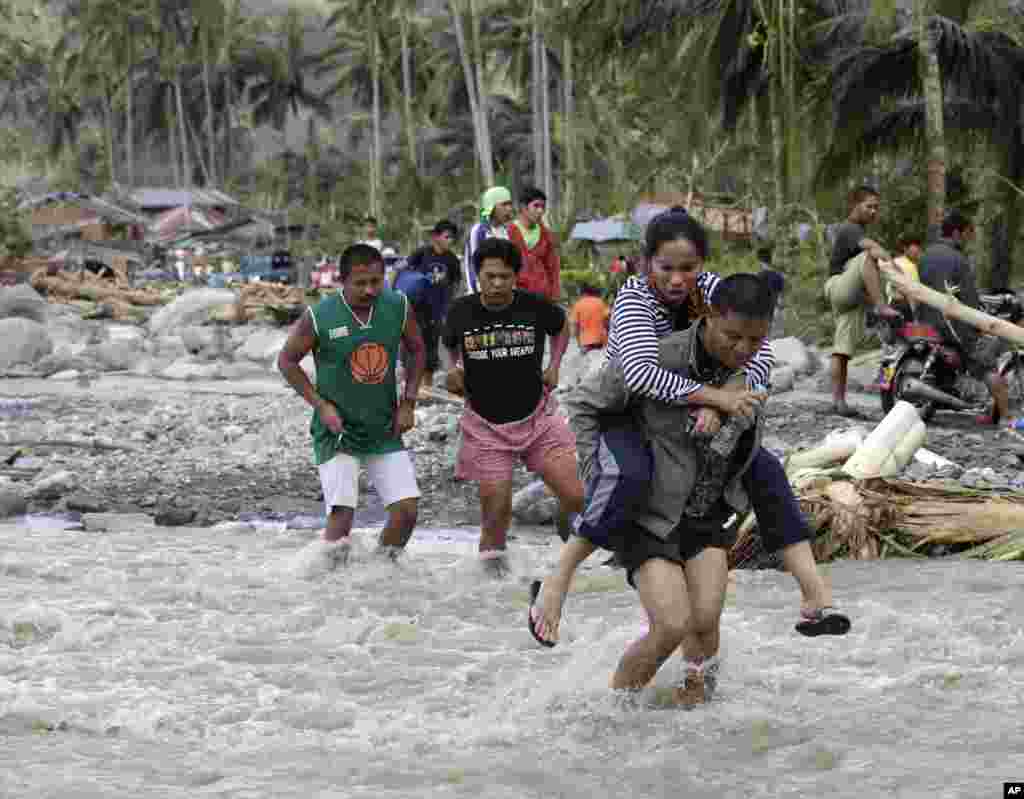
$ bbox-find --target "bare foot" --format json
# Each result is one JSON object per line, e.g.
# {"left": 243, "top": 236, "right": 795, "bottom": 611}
{"left": 536, "top": 574, "right": 569, "bottom": 643}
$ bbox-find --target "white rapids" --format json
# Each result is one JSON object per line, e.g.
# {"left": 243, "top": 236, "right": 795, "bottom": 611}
{"left": 0, "top": 516, "right": 1022, "bottom": 798}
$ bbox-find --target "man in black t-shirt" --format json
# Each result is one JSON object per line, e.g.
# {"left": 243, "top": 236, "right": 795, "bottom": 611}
{"left": 397, "top": 220, "right": 462, "bottom": 392}
{"left": 823, "top": 185, "right": 900, "bottom": 417}
{"left": 443, "top": 238, "right": 583, "bottom": 577}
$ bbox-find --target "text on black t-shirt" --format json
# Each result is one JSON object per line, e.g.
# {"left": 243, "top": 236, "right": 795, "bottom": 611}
{"left": 443, "top": 290, "right": 566, "bottom": 423}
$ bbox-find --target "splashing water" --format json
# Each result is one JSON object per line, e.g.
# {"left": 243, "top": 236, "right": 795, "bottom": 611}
{"left": 0, "top": 517, "right": 1021, "bottom": 798}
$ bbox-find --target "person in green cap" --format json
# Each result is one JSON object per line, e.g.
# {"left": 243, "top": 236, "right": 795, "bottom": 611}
{"left": 463, "top": 186, "right": 514, "bottom": 293}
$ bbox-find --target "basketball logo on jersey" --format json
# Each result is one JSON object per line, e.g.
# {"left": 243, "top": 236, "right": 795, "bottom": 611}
{"left": 350, "top": 342, "right": 389, "bottom": 384}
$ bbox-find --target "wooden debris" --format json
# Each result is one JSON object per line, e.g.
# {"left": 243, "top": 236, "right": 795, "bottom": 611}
{"left": 732, "top": 401, "right": 1024, "bottom": 565}
{"left": 30, "top": 268, "right": 164, "bottom": 307}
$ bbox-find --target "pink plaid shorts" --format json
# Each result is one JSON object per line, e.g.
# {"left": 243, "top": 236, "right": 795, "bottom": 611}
{"left": 455, "top": 393, "right": 577, "bottom": 483}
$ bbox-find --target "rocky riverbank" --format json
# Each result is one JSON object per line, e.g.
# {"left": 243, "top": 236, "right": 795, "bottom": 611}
{"left": 2, "top": 284, "right": 1024, "bottom": 531}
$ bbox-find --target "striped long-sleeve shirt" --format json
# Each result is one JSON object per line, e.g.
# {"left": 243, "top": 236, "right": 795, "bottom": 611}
{"left": 606, "top": 273, "right": 774, "bottom": 404}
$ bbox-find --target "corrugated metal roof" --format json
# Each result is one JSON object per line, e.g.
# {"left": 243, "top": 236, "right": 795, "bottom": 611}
{"left": 130, "top": 188, "right": 240, "bottom": 208}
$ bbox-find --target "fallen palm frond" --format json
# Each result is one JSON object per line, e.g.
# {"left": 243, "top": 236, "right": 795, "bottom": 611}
{"left": 730, "top": 477, "right": 1024, "bottom": 566}
{"left": 962, "top": 528, "right": 1024, "bottom": 561}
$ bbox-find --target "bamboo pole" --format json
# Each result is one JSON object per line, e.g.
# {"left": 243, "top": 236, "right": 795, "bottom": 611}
{"left": 878, "top": 259, "right": 1024, "bottom": 346}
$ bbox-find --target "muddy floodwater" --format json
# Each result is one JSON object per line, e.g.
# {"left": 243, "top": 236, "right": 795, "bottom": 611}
{"left": 1, "top": 516, "right": 1022, "bottom": 799}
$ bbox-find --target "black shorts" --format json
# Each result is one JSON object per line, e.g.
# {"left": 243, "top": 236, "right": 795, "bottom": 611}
{"left": 621, "top": 502, "right": 740, "bottom": 589}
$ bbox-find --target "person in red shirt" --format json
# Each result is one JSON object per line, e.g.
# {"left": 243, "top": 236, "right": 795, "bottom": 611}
{"left": 569, "top": 284, "right": 610, "bottom": 351}
{"left": 508, "top": 187, "right": 561, "bottom": 301}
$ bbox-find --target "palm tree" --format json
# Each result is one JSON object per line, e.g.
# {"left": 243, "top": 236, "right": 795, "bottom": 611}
{"left": 321, "top": 0, "right": 394, "bottom": 219}
{"left": 815, "top": 0, "right": 1024, "bottom": 246}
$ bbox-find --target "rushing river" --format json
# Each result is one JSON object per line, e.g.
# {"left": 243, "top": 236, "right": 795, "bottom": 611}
{"left": 0, "top": 515, "right": 1021, "bottom": 799}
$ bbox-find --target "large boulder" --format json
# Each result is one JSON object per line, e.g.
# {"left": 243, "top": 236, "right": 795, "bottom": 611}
{"left": 238, "top": 328, "right": 289, "bottom": 364}
{"left": 33, "top": 347, "right": 94, "bottom": 377}
{"left": 511, "top": 479, "right": 559, "bottom": 524}
{"left": 770, "top": 366, "right": 796, "bottom": 394}
{"left": 91, "top": 339, "right": 145, "bottom": 371}
{"left": 770, "top": 337, "right": 815, "bottom": 375}
{"left": 0, "top": 487, "right": 28, "bottom": 519}
{"left": 148, "top": 288, "right": 239, "bottom": 336}
{"left": 0, "top": 318, "right": 53, "bottom": 370}
{"left": 180, "top": 325, "right": 216, "bottom": 355}
{"left": 0, "top": 284, "right": 47, "bottom": 323}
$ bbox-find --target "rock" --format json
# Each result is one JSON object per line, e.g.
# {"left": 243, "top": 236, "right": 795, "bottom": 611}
{"left": 0, "top": 487, "right": 28, "bottom": 518}
{"left": 33, "top": 347, "right": 95, "bottom": 377}
{"left": 771, "top": 337, "right": 813, "bottom": 375}
{"left": 511, "top": 479, "right": 559, "bottom": 524}
{"left": 160, "top": 359, "right": 222, "bottom": 381}
{"left": 149, "top": 334, "right": 188, "bottom": 358}
{"left": 960, "top": 466, "right": 1009, "bottom": 489}
{"left": 237, "top": 328, "right": 289, "bottom": 364}
{"left": 219, "top": 362, "right": 271, "bottom": 381}
{"left": 148, "top": 289, "right": 239, "bottom": 336}
{"left": 0, "top": 284, "right": 47, "bottom": 323}
{"left": 27, "top": 470, "right": 77, "bottom": 500}
{"left": 155, "top": 507, "right": 197, "bottom": 526}
{"left": 82, "top": 513, "right": 155, "bottom": 532}
{"left": 902, "top": 460, "right": 934, "bottom": 482}
{"left": 64, "top": 493, "right": 108, "bottom": 513}
{"left": 91, "top": 339, "right": 144, "bottom": 371}
{"left": 0, "top": 318, "right": 53, "bottom": 370}
{"left": 181, "top": 325, "right": 216, "bottom": 355}
{"left": 845, "top": 350, "right": 883, "bottom": 394}
{"left": 770, "top": 366, "right": 796, "bottom": 394}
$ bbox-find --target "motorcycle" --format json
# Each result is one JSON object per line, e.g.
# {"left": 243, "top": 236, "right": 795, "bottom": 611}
{"left": 878, "top": 292, "right": 1024, "bottom": 422}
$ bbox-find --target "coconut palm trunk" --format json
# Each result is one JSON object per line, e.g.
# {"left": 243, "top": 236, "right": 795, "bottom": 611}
{"left": 561, "top": 28, "right": 575, "bottom": 220}
{"left": 125, "top": 42, "right": 135, "bottom": 188}
{"left": 174, "top": 71, "right": 192, "bottom": 191}
{"left": 370, "top": 6, "right": 382, "bottom": 219}
{"left": 167, "top": 91, "right": 182, "bottom": 189}
{"left": 448, "top": 0, "right": 493, "bottom": 185}
{"left": 531, "top": 0, "right": 543, "bottom": 188}
{"left": 916, "top": 0, "right": 946, "bottom": 241}
{"left": 540, "top": 29, "right": 553, "bottom": 205}
{"left": 102, "top": 82, "right": 117, "bottom": 186}
{"left": 202, "top": 31, "right": 219, "bottom": 187}
{"left": 470, "top": 0, "right": 494, "bottom": 184}
{"left": 399, "top": 8, "right": 419, "bottom": 174}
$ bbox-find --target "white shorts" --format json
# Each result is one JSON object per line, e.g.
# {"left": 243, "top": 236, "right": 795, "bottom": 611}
{"left": 317, "top": 450, "right": 420, "bottom": 513}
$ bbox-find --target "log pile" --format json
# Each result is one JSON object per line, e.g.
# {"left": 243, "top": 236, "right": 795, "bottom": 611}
{"left": 29, "top": 267, "right": 166, "bottom": 321}
{"left": 729, "top": 401, "right": 1024, "bottom": 566}
{"left": 28, "top": 266, "right": 321, "bottom": 325}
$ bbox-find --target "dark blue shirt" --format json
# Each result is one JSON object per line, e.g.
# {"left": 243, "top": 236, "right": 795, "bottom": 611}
{"left": 405, "top": 246, "right": 462, "bottom": 319}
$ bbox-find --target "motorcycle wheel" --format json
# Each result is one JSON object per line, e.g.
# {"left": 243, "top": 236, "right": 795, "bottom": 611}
{"left": 886, "top": 356, "right": 936, "bottom": 422}
{"left": 998, "top": 352, "right": 1024, "bottom": 417}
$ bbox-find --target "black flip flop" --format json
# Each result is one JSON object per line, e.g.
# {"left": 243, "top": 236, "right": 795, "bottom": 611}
{"left": 527, "top": 579, "right": 557, "bottom": 648}
{"left": 796, "top": 608, "right": 852, "bottom": 637}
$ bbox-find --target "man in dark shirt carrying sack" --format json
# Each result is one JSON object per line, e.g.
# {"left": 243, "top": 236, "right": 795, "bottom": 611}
{"left": 396, "top": 219, "right": 462, "bottom": 394}
{"left": 443, "top": 238, "right": 584, "bottom": 577}
{"left": 824, "top": 185, "right": 902, "bottom": 418}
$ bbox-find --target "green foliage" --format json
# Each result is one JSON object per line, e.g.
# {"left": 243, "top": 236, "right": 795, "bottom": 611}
{"left": 710, "top": 243, "right": 835, "bottom": 347}
{"left": 0, "top": 189, "right": 32, "bottom": 261}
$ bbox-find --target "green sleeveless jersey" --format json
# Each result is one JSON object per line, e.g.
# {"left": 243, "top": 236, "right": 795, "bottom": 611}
{"left": 308, "top": 288, "right": 408, "bottom": 464}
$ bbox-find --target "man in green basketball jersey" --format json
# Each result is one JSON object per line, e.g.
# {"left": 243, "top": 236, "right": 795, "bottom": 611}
{"left": 278, "top": 243, "right": 427, "bottom": 565}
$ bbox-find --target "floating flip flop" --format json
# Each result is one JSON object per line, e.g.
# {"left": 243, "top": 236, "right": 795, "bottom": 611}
{"left": 527, "top": 579, "right": 557, "bottom": 648}
{"left": 796, "top": 607, "right": 851, "bottom": 637}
